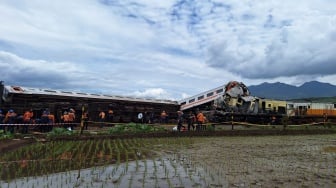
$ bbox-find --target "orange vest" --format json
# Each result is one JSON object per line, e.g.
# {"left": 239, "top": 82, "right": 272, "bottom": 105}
{"left": 62, "top": 114, "right": 70, "bottom": 122}
{"left": 23, "top": 111, "right": 33, "bottom": 121}
{"left": 197, "top": 113, "right": 205, "bottom": 123}
{"left": 99, "top": 111, "right": 105, "bottom": 119}
{"left": 48, "top": 114, "right": 55, "bottom": 123}
{"left": 68, "top": 112, "right": 75, "bottom": 121}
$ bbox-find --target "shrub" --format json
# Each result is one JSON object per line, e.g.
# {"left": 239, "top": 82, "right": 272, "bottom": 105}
{"left": 47, "top": 127, "right": 74, "bottom": 137}
{"left": 0, "top": 130, "right": 14, "bottom": 140}
{"left": 108, "top": 123, "right": 166, "bottom": 134}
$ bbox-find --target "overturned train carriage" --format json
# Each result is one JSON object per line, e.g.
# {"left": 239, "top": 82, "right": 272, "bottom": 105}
{"left": 178, "top": 81, "right": 336, "bottom": 125}
{"left": 0, "top": 81, "right": 180, "bottom": 124}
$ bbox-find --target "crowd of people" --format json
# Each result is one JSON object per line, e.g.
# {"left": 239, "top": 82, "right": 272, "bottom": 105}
{"left": 175, "top": 110, "right": 207, "bottom": 132}
{"left": 0, "top": 107, "right": 209, "bottom": 134}
{"left": 0, "top": 108, "right": 76, "bottom": 134}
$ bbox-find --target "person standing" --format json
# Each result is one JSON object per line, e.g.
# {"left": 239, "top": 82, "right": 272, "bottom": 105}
{"left": 99, "top": 110, "right": 106, "bottom": 128}
{"left": 83, "top": 111, "right": 89, "bottom": 130}
{"left": 160, "top": 110, "right": 167, "bottom": 124}
{"left": 61, "top": 111, "right": 69, "bottom": 129}
{"left": 187, "top": 111, "right": 196, "bottom": 131}
{"left": 0, "top": 110, "right": 5, "bottom": 132}
{"left": 22, "top": 109, "right": 33, "bottom": 134}
{"left": 5, "top": 109, "right": 17, "bottom": 133}
{"left": 40, "top": 110, "right": 50, "bottom": 132}
{"left": 177, "top": 111, "right": 185, "bottom": 131}
{"left": 68, "top": 108, "right": 76, "bottom": 130}
{"left": 47, "top": 112, "right": 55, "bottom": 132}
{"left": 196, "top": 111, "right": 205, "bottom": 131}
{"left": 107, "top": 109, "right": 114, "bottom": 125}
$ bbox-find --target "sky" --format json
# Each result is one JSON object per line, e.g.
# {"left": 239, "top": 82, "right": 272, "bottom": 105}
{"left": 1, "top": 0, "right": 336, "bottom": 100}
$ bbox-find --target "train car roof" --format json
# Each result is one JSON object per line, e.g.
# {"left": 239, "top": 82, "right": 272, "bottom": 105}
{"left": 3, "top": 85, "right": 178, "bottom": 105}
{"left": 178, "top": 84, "right": 226, "bottom": 104}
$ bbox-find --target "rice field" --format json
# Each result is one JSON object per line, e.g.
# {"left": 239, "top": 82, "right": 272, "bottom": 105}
{"left": 1, "top": 134, "right": 336, "bottom": 187}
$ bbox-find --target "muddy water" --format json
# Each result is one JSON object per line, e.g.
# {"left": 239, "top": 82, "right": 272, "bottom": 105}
{"left": 0, "top": 156, "right": 213, "bottom": 188}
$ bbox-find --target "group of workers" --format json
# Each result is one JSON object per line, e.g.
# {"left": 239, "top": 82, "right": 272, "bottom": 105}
{"left": 98, "top": 109, "right": 114, "bottom": 128}
{"left": 176, "top": 110, "right": 207, "bottom": 132}
{"left": 0, "top": 107, "right": 209, "bottom": 134}
{"left": 0, "top": 108, "right": 76, "bottom": 134}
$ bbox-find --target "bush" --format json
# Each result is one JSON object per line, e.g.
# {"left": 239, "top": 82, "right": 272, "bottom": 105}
{"left": 108, "top": 123, "right": 166, "bottom": 134}
{"left": 0, "top": 130, "right": 14, "bottom": 140}
{"left": 47, "top": 127, "right": 74, "bottom": 137}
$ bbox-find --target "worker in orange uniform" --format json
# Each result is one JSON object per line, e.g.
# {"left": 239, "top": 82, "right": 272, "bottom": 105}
{"left": 48, "top": 113, "right": 55, "bottom": 131}
{"left": 68, "top": 108, "right": 76, "bottom": 130}
{"left": 99, "top": 110, "right": 106, "bottom": 128}
{"left": 22, "top": 109, "right": 34, "bottom": 134}
{"left": 61, "top": 111, "right": 70, "bottom": 129}
{"left": 196, "top": 111, "right": 205, "bottom": 131}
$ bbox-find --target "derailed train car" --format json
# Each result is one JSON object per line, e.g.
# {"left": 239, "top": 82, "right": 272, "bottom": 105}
{"left": 179, "top": 81, "right": 336, "bottom": 125}
{"left": 0, "top": 81, "right": 180, "bottom": 124}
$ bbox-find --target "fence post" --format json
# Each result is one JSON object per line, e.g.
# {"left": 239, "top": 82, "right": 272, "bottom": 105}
{"left": 231, "top": 110, "right": 234, "bottom": 130}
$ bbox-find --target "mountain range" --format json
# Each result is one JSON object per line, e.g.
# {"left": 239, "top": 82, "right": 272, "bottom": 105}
{"left": 248, "top": 81, "right": 336, "bottom": 100}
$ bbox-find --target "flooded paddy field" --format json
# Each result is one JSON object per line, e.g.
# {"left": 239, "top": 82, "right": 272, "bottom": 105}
{"left": 1, "top": 134, "right": 336, "bottom": 187}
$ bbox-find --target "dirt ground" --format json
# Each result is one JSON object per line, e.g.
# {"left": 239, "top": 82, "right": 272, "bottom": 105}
{"left": 181, "top": 134, "right": 336, "bottom": 187}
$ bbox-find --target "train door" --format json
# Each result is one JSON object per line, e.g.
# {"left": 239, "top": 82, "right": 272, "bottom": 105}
{"left": 261, "top": 101, "right": 266, "bottom": 113}
{"left": 286, "top": 103, "right": 295, "bottom": 116}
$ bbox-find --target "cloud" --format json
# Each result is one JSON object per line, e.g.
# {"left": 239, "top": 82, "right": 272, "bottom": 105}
{"left": 205, "top": 0, "right": 336, "bottom": 79}
{"left": 132, "top": 88, "right": 171, "bottom": 99}
{"left": 1, "top": 0, "right": 336, "bottom": 99}
{"left": 0, "top": 51, "right": 87, "bottom": 89}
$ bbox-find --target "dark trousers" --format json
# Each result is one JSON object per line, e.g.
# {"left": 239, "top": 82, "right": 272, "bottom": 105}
{"left": 8, "top": 125, "right": 14, "bottom": 134}
{"left": 99, "top": 119, "right": 105, "bottom": 128}
{"left": 22, "top": 120, "right": 30, "bottom": 134}
{"left": 84, "top": 121, "right": 88, "bottom": 130}
{"left": 196, "top": 121, "right": 202, "bottom": 131}
{"left": 177, "top": 122, "right": 185, "bottom": 131}
{"left": 188, "top": 122, "right": 195, "bottom": 131}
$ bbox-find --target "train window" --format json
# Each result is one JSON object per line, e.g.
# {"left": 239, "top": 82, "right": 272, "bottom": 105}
{"left": 61, "top": 91, "right": 72, "bottom": 94}
{"left": 334, "top": 104, "right": 336, "bottom": 108}
{"left": 308, "top": 105, "right": 310, "bottom": 109}
{"left": 189, "top": 99, "right": 195, "bottom": 103}
{"left": 207, "top": 92, "right": 214, "bottom": 97}
{"left": 45, "top": 90, "right": 57, "bottom": 93}
{"left": 180, "top": 102, "right": 186, "bottom": 105}
{"left": 268, "top": 104, "right": 271, "bottom": 108}
{"left": 198, "top": 96, "right": 204, "bottom": 100}
{"left": 216, "top": 89, "right": 223, "bottom": 93}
